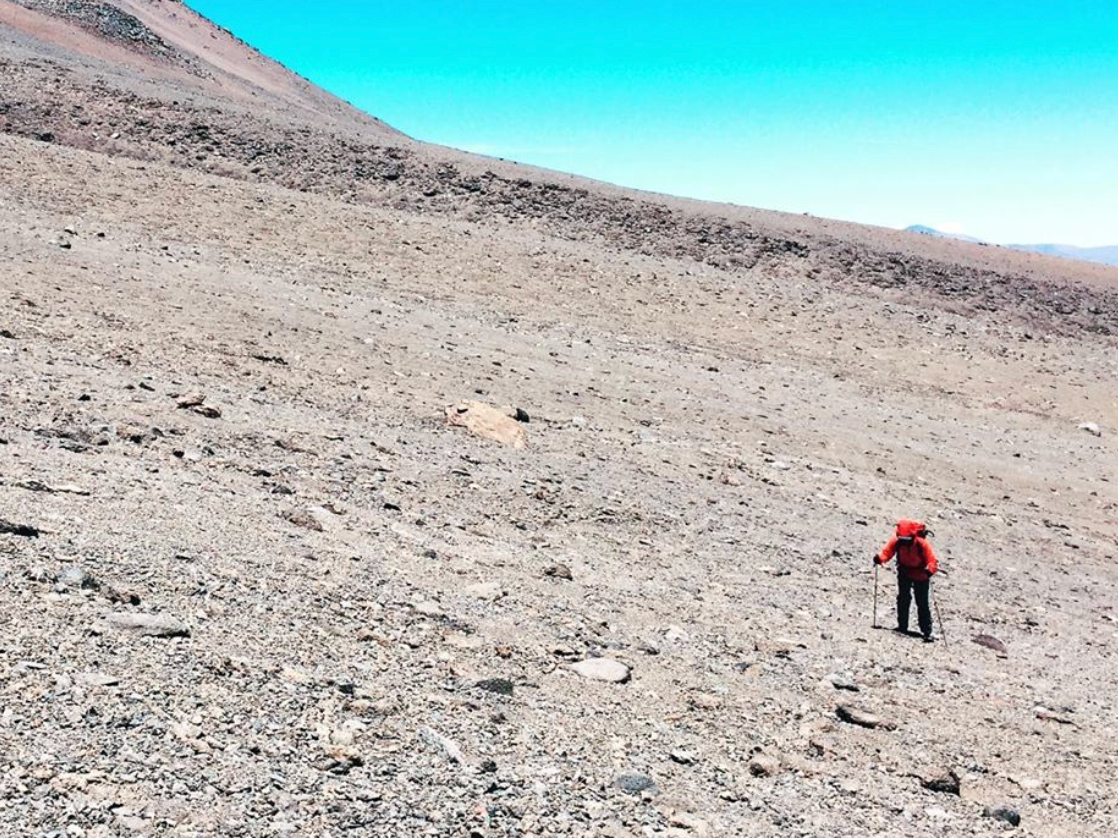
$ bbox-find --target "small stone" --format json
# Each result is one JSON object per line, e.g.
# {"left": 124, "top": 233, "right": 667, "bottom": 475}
{"left": 614, "top": 773, "right": 656, "bottom": 795}
{"left": 192, "top": 405, "right": 222, "bottom": 419}
{"left": 103, "top": 585, "right": 142, "bottom": 606}
{"left": 318, "top": 746, "right": 363, "bottom": 775}
{"left": 176, "top": 392, "right": 206, "bottom": 409}
{"left": 16, "top": 479, "right": 54, "bottom": 493}
{"left": 972, "top": 634, "right": 1008, "bottom": 655}
{"left": 663, "top": 625, "right": 689, "bottom": 642}
{"left": 418, "top": 726, "right": 464, "bottom": 764}
{"left": 475, "top": 678, "right": 514, "bottom": 697}
{"left": 282, "top": 508, "right": 324, "bottom": 532}
{"left": 77, "top": 672, "right": 120, "bottom": 687}
{"left": 828, "top": 673, "right": 859, "bottom": 692}
{"left": 98, "top": 612, "right": 190, "bottom": 638}
{"left": 414, "top": 600, "right": 444, "bottom": 617}
{"left": 569, "top": 658, "right": 631, "bottom": 683}
{"left": 25, "top": 566, "right": 58, "bottom": 583}
{"left": 53, "top": 483, "right": 90, "bottom": 496}
{"left": 667, "top": 811, "right": 709, "bottom": 834}
{"left": 444, "top": 632, "right": 484, "bottom": 650}
{"left": 748, "top": 752, "right": 782, "bottom": 777}
{"left": 464, "top": 581, "right": 505, "bottom": 601}
{"left": 1078, "top": 422, "right": 1102, "bottom": 437}
{"left": 835, "top": 704, "right": 896, "bottom": 730}
{"left": 983, "top": 805, "right": 1021, "bottom": 827}
{"left": 58, "top": 566, "right": 99, "bottom": 591}
{"left": 689, "top": 692, "right": 724, "bottom": 711}
{"left": 670, "top": 749, "right": 696, "bottom": 766}
{"left": 281, "top": 667, "right": 313, "bottom": 684}
{"left": 543, "top": 563, "right": 573, "bottom": 580}
{"left": 332, "top": 678, "right": 356, "bottom": 695}
{"left": 636, "top": 638, "right": 661, "bottom": 655}
{"left": 921, "top": 768, "right": 961, "bottom": 795}
{"left": 1034, "top": 706, "right": 1076, "bottom": 726}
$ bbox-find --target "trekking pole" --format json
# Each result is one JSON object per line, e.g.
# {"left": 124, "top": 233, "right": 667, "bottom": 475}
{"left": 872, "top": 562, "right": 879, "bottom": 629}
{"left": 932, "top": 581, "right": 948, "bottom": 648}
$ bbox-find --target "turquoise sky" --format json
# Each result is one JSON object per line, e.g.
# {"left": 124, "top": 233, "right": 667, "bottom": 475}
{"left": 187, "top": 1, "right": 1117, "bottom": 245}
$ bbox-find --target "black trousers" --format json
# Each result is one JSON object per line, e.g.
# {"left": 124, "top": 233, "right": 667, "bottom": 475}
{"left": 896, "top": 572, "right": 932, "bottom": 637}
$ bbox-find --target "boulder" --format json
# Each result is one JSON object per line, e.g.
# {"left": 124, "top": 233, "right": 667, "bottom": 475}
{"left": 614, "top": 772, "right": 656, "bottom": 795}
{"left": 983, "top": 805, "right": 1021, "bottom": 827}
{"left": 835, "top": 704, "right": 896, "bottom": 730}
{"left": 98, "top": 612, "right": 190, "bottom": 638}
{"left": 570, "top": 658, "right": 631, "bottom": 683}
{"left": 445, "top": 402, "right": 528, "bottom": 448}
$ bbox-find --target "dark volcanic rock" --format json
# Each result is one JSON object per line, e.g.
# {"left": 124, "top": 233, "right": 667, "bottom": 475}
{"left": 0, "top": 519, "right": 40, "bottom": 538}
{"left": 984, "top": 805, "right": 1021, "bottom": 827}
{"left": 475, "top": 678, "right": 514, "bottom": 697}
{"left": 921, "top": 768, "right": 961, "bottom": 795}
{"left": 614, "top": 773, "right": 656, "bottom": 795}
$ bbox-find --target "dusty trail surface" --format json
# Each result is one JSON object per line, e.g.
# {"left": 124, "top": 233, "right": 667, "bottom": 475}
{"left": 1, "top": 2, "right": 1117, "bottom": 837}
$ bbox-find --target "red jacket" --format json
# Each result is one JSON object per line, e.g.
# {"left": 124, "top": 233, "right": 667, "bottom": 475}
{"left": 877, "top": 535, "right": 938, "bottom": 581}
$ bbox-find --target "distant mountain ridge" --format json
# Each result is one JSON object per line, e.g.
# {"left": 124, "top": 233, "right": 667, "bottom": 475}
{"left": 906, "top": 225, "right": 1118, "bottom": 267}
{"left": 904, "top": 225, "right": 984, "bottom": 244}
{"left": 1007, "top": 242, "right": 1118, "bottom": 267}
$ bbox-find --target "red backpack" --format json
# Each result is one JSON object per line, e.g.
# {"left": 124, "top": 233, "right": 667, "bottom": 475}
{"left": 895, "top": 519, "right": 932, "bottom": 542}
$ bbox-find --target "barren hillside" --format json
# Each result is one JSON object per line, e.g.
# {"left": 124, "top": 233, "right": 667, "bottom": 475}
{"left": 1, "top": 3, "right": 1116, "bottom": 838}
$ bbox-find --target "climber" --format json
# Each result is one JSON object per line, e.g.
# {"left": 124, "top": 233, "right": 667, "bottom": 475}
{"left": 875, "top": 519, "right": 939, "bottom": 642}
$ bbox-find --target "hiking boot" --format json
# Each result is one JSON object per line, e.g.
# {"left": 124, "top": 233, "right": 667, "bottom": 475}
{"left": 922, "top": 635, "right": 935, "bottom": 644}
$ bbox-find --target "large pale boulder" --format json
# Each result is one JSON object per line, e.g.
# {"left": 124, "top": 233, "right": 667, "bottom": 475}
{"left": 445, "top": 402, "right": 528, "bottom": 448}
{"left": 569, "top": 658, "right": 631, "bottom": 683}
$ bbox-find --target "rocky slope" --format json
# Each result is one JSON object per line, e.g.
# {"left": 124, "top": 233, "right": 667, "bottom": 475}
{"left": 1, "top": 3, "right": 1117, "bottom": 838}
{"left": 2, "top": 1, "right": 1117, "bottom": 338}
